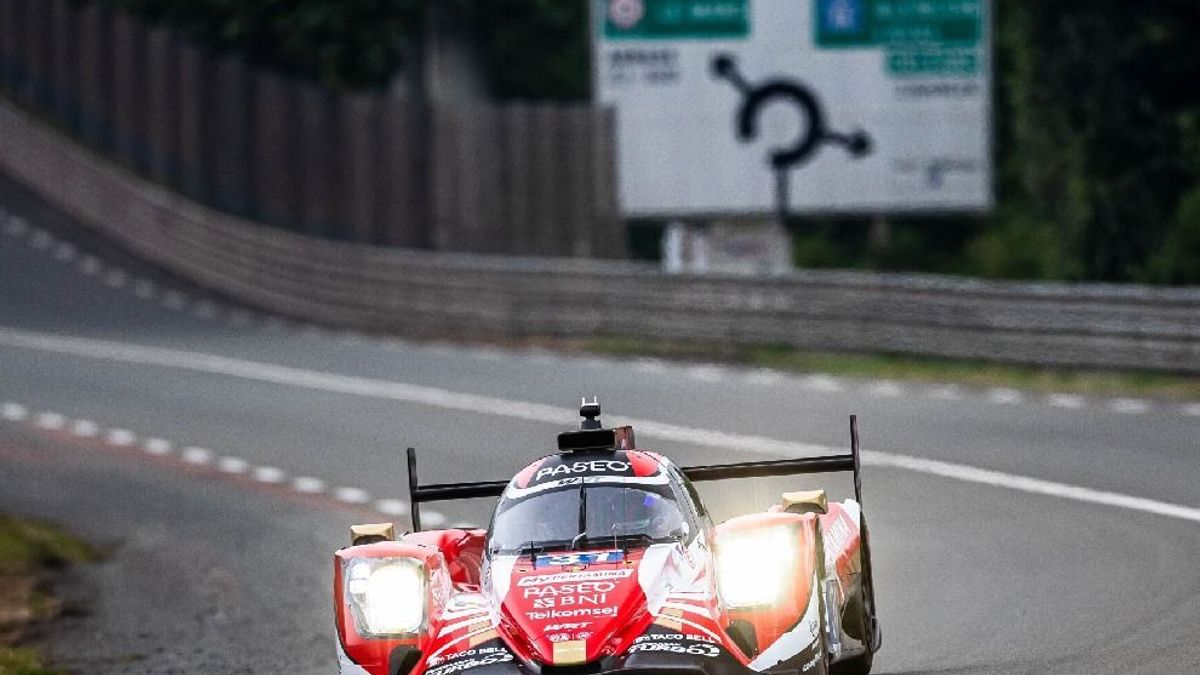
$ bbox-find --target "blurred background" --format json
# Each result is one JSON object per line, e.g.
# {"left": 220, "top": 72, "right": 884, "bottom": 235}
{"left": 0, "top": 1, "right": 1198, "bottom": 674}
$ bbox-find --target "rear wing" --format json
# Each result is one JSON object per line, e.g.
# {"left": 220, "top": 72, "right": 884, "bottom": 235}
{"left": 405, "top": 415, "right": 865, "bottom": 532}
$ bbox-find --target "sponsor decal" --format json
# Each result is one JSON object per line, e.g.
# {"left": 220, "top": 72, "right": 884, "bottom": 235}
{"left": 518, "top": 569, "right": 633, "bottom": 587}
{"left": 545, "top": 622, "right": 592, "bottom": 631}
{"left": 534, "top": 549, "right": 624, "bottom": 568}
{"left": 522, "top": 581, "right": 617, "bottom": 598}
{"left": 627, "top": 634, "right": 721, "bottom": 658}
{"left": 526, "top": 606, "right": 618, "bottom": 621}
{"left": 824, "top": 514, "right": 852, "bottom": 553}
{"left": 534, "top": 460, "right": 630, "bottom": 482}
{"left": 801, "top": 653, "right": 821, "bottom": 672}
{"left": 425, "top": 647, "right": 513, "bottom": 675}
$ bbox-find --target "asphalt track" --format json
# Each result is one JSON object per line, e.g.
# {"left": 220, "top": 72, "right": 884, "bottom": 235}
{"left": 1, "top": 176, "right": 1199, "bottom": 674}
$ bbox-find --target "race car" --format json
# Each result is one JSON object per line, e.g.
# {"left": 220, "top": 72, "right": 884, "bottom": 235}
{"left": 333, "top": 400, "right": 881, "bottom": 675}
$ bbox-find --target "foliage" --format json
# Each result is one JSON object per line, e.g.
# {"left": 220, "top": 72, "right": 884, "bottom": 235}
{"left": 91, "top": 0, "right": 423, "bottom": 88}
{"left": 1145, "top": 185, "right": 1200, "bottom": 284}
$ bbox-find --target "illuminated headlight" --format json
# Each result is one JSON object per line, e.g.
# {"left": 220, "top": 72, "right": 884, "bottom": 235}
{"left": 345, "top": 558, "right": 426, "bottom": 636}
{"left": 716, "top": 527, "right": 797, "bottom": 608}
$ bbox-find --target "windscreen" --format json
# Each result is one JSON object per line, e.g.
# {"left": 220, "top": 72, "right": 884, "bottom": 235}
{"left": 488, "top": 484, "right": 687, "bottom": 554}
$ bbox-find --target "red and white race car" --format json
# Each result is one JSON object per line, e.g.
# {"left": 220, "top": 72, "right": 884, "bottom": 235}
{"left": 333, "top": 400, "right": 881, "bottom": 675}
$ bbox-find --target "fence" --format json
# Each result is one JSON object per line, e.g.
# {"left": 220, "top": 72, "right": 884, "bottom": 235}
{"left": 0, "top": 0, "right": 622, "bottom": 257}
{"left": 3, "top": 98, "right": 1198, "bottom": 373}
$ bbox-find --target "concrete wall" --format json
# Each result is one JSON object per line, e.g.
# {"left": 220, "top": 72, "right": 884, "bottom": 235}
{"left": 2, "top": 99, "right": 1197, "bottom": 373}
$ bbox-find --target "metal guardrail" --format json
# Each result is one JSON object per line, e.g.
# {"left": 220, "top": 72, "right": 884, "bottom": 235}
{"left": 1, "top": 100, "right": 1198, "bottom": 373}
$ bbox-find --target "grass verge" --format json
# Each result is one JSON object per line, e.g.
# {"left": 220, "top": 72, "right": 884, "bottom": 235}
{"left": 0, "top": 516, "right": 97, "bottom": 675}
{"left": 583, "top": 336, "right": 1200, "bottom": 400}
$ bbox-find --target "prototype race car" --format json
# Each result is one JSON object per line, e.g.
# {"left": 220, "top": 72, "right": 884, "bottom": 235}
{"left": 334, "top": 400, "right": 881, "bottom": 675}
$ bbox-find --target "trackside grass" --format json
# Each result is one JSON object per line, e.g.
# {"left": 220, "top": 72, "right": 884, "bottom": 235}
{"left": 0, "top": 516, "right": 97, "bottom": 675}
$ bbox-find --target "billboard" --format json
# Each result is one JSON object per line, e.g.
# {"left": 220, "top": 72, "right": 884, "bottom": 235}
{"left": 592, "top": 0, "right": 993, "bottom": 217}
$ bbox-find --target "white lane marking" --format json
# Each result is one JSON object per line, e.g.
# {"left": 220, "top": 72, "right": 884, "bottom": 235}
{"left": 105, "top": 428, "right": 136, "bottom": 446}
{"left": 745, "top": 369, "right": 782, "bottom": 386}
{"left": 218, "top": 456, "right": 249, "bottom": 474}
{"left": 334, "top": 487, "right": 371, "bottom": 504}
{"left": 3, "top": 216, "right": 29, "bottom": 237}
{"left": 103, "top": 269, "right": 127, "bottom": 288}
{"left": 77, "top": 256, "right": 102, "bottom": 275}
{"left": 193, "top": 301, "right": 218, "bottom": 320}
{"left": 162, "top": 291, "right": 188, "bottom": 310}
{"left": 927, "top": 385, "right": 961, "bottom": 400}
{"left": 801, "top": 374, "right": 843, "bottom": 392}
{"left": 1110, "top": 398, "right": 1150, "bottom": 415}
{"left": 988, "top": 388, "right": 1023, "bottom": 405}
{"left": 423, "top": 511, "right": 448, "bottom": 527}
{"left": 35, "top": 412, "right": 67, "bottom": 430}
{"left": 142, "top": 438, "right": 173, "bottom": 456}
{"left": 52, "top": 242, "right": 77, "bottom": 262}
{"left": 375, "top": 499, "right": 409, "bottom": 516}
{"left": 687, "top": 366, "right": 723, "bottom": 383}
{"left": 2, "top": 327, "right": 1198, "bottom": 524}
{"left": 133, "top": 279, "right": 156, "bottom": 300}
{"left": 868, "top": 381, "right": 902, "bottom": 397}
{"left": 28, "top": 228, "right": 53, "bottom": 250}
{"left": 70, "top": 419, "right": 99, "bottom": 437}
{"left": 293, "top": 476, "right": 326, "bottom": 494}
{"left": 868, "top": 453, "right": 1200, "bottom": 524}
{"left": 1, "top": 403, "right": 29, "bottom": 422}
{"left": 253, "top": 466, "right": 287, "bottom": 484}
{"left": 227, "top": 309, "right": 253, "bottom": 327}
{"left": 634, "top": 359, "right": 668, "bottom": 374}
{"left": 1047, "top": 394, "right": 1085, "bottom": 409}
{"left": 1183, "top": 403, "right": 1200, "bottom": 418}
{"left": 181, "top": 446, "right": 213, "bottom": 464}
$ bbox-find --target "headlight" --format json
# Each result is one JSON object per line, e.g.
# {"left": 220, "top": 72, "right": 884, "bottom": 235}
{"left": 715, "top": 527, "right": 797, "bottom": 608}
{"left": 345, "top": 558, "right": 426, "bottom": 636}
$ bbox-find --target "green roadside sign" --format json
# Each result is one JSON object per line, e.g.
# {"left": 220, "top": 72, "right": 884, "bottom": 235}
{"left": 603, "top": 0, "right": 750, "bottom": 40}
{"left": 814, "top": 0, "right": 983, "bottom": 75}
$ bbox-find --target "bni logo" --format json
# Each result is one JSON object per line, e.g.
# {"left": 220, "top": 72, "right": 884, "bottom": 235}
{"left": 820, "top": 0, "right": 865, "bottom": 34}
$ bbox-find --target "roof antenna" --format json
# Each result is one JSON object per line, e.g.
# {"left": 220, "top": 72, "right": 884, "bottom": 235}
{"left": 580, "top": 397, "right": 602, "bottom": 430}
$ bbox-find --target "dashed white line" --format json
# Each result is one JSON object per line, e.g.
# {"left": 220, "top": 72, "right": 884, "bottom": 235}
{"left": 375, "top": 499, "right": 409, "bottom": 516}
{"left": 293, "top": 476, "right": 326, "bottom": 494}
{"left": 423, "top": 511, "right": 448, "bottom": 527}
{"left": 687, "top": 366, "right": 723, "bottom": 383}
{"left": 3, "top": 216, "right": 29, "bottom": 237}
{"left": 1, "top": 403, "right": 29, "bottom": 422}
{"left": 745, "top": 369, "right": 782, "bottom": 386}
{"left": 52, "top": 242, "right": 77, "bottom": 262}
{"left": 35, "top": 412, "right": 67, "bottom": 430}
{"left": 193, "top": 301, "right": 218, "bottom": 320}
{"left": 77, "top": 256, "right": 102, "bottom": 275}
{"left": 801, "top": 375, "right": 843, "bottom": 392}
{"left": 253, "top": 466, "right": 287, "bottom": 484}
{"left": 69, "top": 419, "right": 99, "bottom": 437}
{"left": 634, "top": 359, "right": 668, "bottom": 374}
{"left": 142, "top": 438, "right": 173, "bottom": 456}
{"left": 927, "top": 385, "right": 961, "bottom": 400}
{"left": 1183, "top": 403, "right": 1200, "bottom": 418}
{"left": 217, "top": 456, "right": 250, "bottom": 474}
{"left": 28, "top": 228, "right": 53, "bottom": 250}
{"left": 133, "top": 279, "right": 156, "bottom": 299}
{"left": 103, "top": 269, "right": 127, "bottom": 288}
{"left": 1110, "top": 398, "right": 1150, "bottom": 415}
{"left": 868, "top": 381, "right": 902, "bottom": 397}
{"left": 988, "top": 388, "right": 1023, "bottom": 405}
{"left": 162, "top": 291, "right": 188, "bottom": 310}
{"left": 104, "top": 428, "right": 136, "bottom": 446}
{"left": 181, "top": 446, "right": 213, "bottom": 465}
{"left": 334, "top": 487, "right": 371, "bottom": 504}
{"left": 1047, "top": 394, "right": 1085, "bottom": 409}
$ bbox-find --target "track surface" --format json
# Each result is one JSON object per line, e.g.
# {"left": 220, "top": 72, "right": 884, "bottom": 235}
{"left": 1, "top": 176, "right": 1199, "bottom": 674}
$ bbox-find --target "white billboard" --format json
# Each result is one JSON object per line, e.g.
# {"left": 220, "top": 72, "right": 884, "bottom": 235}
{"left": 593, "top": 0, "right": 993, "bottom": 217}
